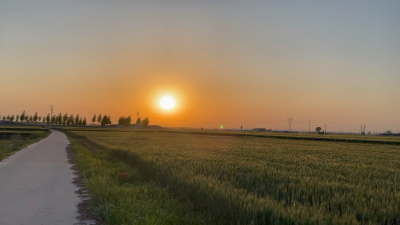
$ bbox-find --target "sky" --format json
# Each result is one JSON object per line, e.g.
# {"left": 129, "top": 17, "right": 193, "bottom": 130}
{"left": 1, "top": 1, "right": 399, "bottom": 133}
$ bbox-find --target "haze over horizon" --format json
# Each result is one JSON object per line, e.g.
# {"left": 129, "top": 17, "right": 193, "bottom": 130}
{"left": 1, "top": 1, "right": 399, "bottom": 133}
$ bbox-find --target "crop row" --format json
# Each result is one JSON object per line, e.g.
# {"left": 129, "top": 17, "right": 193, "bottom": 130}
{"left": 71, "top": 131, "right": 400, "bottom": 224}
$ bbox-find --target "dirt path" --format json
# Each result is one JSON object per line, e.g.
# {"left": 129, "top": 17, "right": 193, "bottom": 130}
{"left": 0, "top": 130, "right": 94, "bottom": 225}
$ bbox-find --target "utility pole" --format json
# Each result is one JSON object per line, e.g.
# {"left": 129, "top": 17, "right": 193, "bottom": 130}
{"left": 50, "top": 105, "right": 53, "bottom": 127}
{"left": 324, "top": 124, "right": 327, "bottom": 134}
{"left": 287, "top": 118, "right": 293, "bottom": 131}
{"left": 309, "top": 121, "right": 311, "bottom": 134}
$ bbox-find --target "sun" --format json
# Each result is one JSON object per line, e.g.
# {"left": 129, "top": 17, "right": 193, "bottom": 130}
{"left": 160, "top": 96, "right": 176, "bottom": 110}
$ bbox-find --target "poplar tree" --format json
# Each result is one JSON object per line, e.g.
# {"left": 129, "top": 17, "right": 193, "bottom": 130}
{"left": 97, "top": 114, "right": 102, "bottom": 124}
{"left": 33, "top": 112, "right": 38, "bottom": 123}
{"left": 75, "top": 114, "right": 80, "bottom": 125}
{"left": 63, "top": 113, "right": 68, "bottom": 125}
{"left": 20, "top": 110, "right": 26, "bottom": 123}
{"left": 46, "top": 114, "right": 51, "bottom": 124}
{"left": 92, "top": 114, "right": 96, "bottom": 125}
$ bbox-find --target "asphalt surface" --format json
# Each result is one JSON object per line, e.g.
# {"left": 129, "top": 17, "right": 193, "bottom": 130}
{"left": 0, "top": 130, "right": 87, "bottom": 225}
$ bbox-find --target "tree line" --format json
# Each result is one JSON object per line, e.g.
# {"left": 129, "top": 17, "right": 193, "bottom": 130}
{"left": 0, "top": 111, "right": 115, "bottom": 126}
{"left": 118, "top": 116, "right": 149, "bottom": 127}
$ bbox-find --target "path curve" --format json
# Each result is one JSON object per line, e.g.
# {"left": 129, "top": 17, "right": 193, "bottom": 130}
{"left": 0, "top": 130, "right": 84, "bottom": 225}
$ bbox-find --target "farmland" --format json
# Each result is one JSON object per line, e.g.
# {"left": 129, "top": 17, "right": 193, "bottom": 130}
{"left": 67, "top": 129, "right": 400, "bottom": 224}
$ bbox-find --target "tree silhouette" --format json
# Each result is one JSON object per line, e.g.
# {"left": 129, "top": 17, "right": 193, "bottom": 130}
{"left": 118, "top": 116, "right": 132, "bottom": 127}
{"left": 69, "top": 114, "right": 75, "bottom": 126}
{"left": 42, "top": 116, "right": 46, "bottom": 123}
{"left": 101, "top": 114, "right": 111, "bottom": 126}
{"left": 83, "top": 118, "right": 87, "bottom": 126}
{"left": 6, "top": 115, "right": 10, "bottom": 121}
{"left": 92, "top": 114, "right": 96, "bottom": 125}
{"left": 57, "top": 113, "right": 62, "bottom": 125}
{"left": 142, "top": 117, "right": 149, "bottom": 126}
{"left": 46, "top": 114, "right": 50, "bottom": 124}
{"left": 38, "top": 116, "right": 42, "bottom": 123}
{"left": 316, "top": 127, "right": 322, "bottom": 133}
{"left": 16, "top": 115, "right": 20, "bottom": 123}
{"left": 20, "top": 110, "right": 26, "bottom": 123}
{"left": 97, "top": 114, "right": 102, "bottom": 124}
{"left": 33, "top": 112, "right": 38, "bottom": 123}
{"left": 136, "top": 117, "right": 141, "bottom": 125}
{"left": 75, "top": 114, "right": 80, "bottom": 125}
{"left": 10, "top": 115, "right": 15, "bottom": 122}
{"left": 63, "top": 113, "right": 68, "bottom": 125}
{"left": 29, "top": 115, "right": 33, "bottom": 123}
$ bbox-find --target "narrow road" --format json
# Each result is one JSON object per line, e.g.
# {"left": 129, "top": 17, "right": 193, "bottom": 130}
{"left": 0, "top": 130, "right": 87, "bottom": 225}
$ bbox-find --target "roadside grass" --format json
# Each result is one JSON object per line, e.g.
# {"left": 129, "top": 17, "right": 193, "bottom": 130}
{"left": 0, "top": 132, "right": 49, "bottom": 161}
{"left": 68, "top": 133, "right": 218, "bottom": 225}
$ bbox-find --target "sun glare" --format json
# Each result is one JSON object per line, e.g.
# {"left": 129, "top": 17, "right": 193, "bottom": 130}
{"left": 160, "top": 96, "right": 176, "bottom": 110}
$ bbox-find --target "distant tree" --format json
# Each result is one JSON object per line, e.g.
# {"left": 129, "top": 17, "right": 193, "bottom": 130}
{"left": 142, "top": 117, "right": 149, "bottom": 126}
{"left": 33, "top": 112, "right": 38, "bottom": 123}
{"left": 62, "top": 113, "right": 68, "bottom": 125}
{"left": 57, "top": 113, "right": 62, "bottom": 125}
{"left": 92, "top": 114, "right": 96, "bottom": 125}
{"left": 68, "top": 114, "right": 75, "bottom": 126}
{"left": 53, "top": 115, "right": 58, "bottom": 125}
{"left": 316, "top": 127, "right": 322, "bottom": 133}
{"left": 16, "top": 115, "right": 20, "bottom": 123}
{"left": 78, "top": 118, "right": 82, "bottom": 126}
{"left": 97, "top": 114, "right": 102, "bottom": 124}
{"left": 6, "top": 115, "right": 10, "bottom": 121}
{"left": 20, "top": 112, "right": 25, "bottom": 122}
{"left": 29, "top": 115, "right": 33, "bottom": 123}
{"left": 38, "top": 116, "right": 42, "bottom": 123}
{"left": 101, "top": 114, "right": 111, "bottom": 126}
{"left": 118, "top": 115, "right": 132, "bottom": 127}
{"left": 136, "top": 117, "right": 141, "bottom": 125}
{"left": 83, "top": 118, "right": 87, "bottom": 126}
{"left": 42, "top": 116, "right": 46, "bottom": 123}
{"left": 10, "top": 115, "right": 15, "bottom": 122}
{"left": 75, "top": 114, "right": 80, "bottom": 125}
{"left": 2, "top": 116, "right": 5, "bottom": 121}
{"left": 51, "top": 115, "right": 55, "bottom": 124}
{"left": 384, "top": 130, "right": 393, "bottom": 135}
{"left": 46, "top": 114, "right": 51, "bottom": 124}
{"left": 20, "top": 110, "right": 26, "bottom": 123}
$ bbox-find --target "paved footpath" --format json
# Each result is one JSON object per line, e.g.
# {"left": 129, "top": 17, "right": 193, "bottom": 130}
{"left": 0, "top": 130, "right": 85, "bottom": 225}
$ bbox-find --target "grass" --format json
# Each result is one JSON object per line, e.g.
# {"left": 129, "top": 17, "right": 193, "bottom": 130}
{"left": 67, "top": 132, "right": 219, "bottom": 225}
{"left": 65, "top": 129, "right": 400, "bottom": 224}
{"left": 0, "top": 131, "right": 49, "bottom": 161}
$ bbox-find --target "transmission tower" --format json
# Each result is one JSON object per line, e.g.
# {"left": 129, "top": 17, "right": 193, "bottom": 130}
{"left": 287, "top": 118, "right": 293, "bottom": 131}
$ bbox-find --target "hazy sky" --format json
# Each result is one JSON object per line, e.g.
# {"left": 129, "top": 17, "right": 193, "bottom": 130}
{"left": 1, "top": 1, "right": 399, "bottom": 132}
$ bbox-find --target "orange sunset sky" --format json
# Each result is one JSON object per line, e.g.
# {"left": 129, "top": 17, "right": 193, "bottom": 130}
{"left": 1, "top": 1, "right": 399, "bottom": 133}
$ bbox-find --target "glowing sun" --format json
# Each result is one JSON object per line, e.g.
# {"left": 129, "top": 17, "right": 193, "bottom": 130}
{"left": 160, "top": 96, "right": 176, "bottom": 110}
